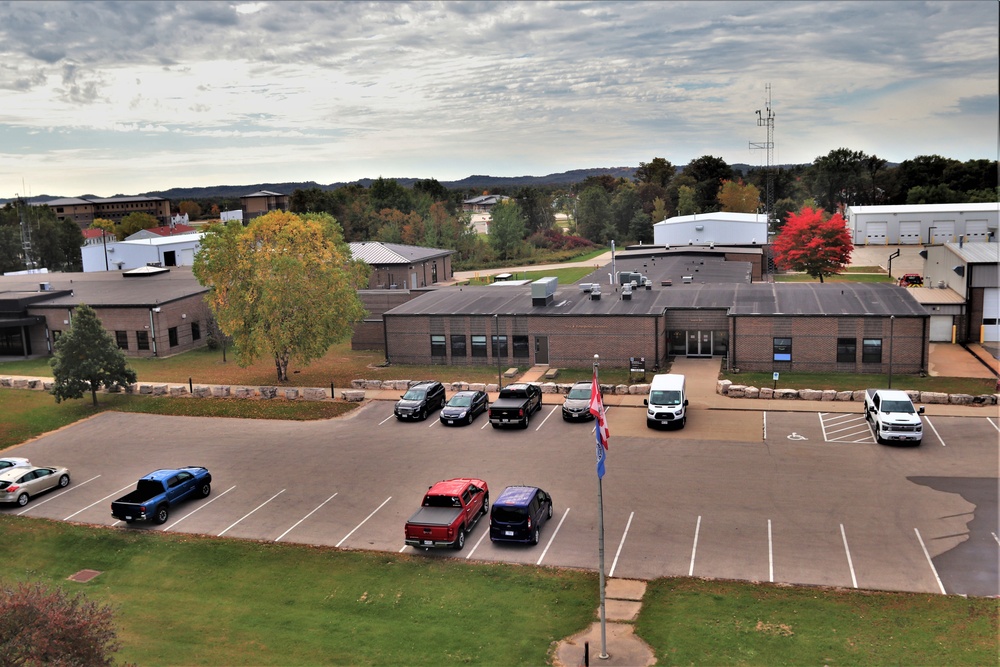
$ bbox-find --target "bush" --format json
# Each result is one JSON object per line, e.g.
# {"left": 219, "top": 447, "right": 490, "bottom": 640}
{"left": 0, "top": 580, "right": 124, "bottom": 666}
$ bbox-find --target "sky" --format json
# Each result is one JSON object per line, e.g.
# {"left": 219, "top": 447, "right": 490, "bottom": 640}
{"left": 0, "top": 0, "right": 997, "bottom": 198}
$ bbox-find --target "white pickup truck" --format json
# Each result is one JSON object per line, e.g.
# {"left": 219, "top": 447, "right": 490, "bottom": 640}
{"left": 864, "top": 389, "right": 925, "bottom": 444}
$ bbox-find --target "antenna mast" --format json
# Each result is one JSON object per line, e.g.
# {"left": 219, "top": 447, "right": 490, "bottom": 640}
{"left": 749, "top": 84, "right": 775, "bottom": 228}
{"left": 17, "top": 187, "right": 35, "bottom": 271}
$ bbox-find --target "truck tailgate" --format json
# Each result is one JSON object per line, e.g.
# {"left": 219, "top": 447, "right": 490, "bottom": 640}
{"left": 406, "top": 507, "right": 462, "bottom": 527}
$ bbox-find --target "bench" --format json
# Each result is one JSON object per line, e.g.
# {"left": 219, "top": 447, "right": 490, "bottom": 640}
{"left": 543, "top": 368, "right": 559, "bottom": 380}
{"left": 503, "top": 367, "right": 519, "bottom": 378}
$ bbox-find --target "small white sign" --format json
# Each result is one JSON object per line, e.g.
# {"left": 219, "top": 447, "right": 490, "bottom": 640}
{"left": 772, "top": 372, "right": 780, "bottom": 381}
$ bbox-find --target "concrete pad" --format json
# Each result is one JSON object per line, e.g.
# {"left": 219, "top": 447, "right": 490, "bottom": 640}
{"left": 552, "top": 621, "right": 656, "bottom": 667}
{"left": 605, "top": 598, "right": 642, "bottom": 622}
{"left": 607, "top": 577, "right": 646, "bottom": 601}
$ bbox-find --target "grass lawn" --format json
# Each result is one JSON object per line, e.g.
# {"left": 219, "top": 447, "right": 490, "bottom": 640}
{"left": 721, "top": 371, "right": 996, "bottom": 396}
{"left": 774, "top": 273, "right": 894, "bottom": 283}
{"left": 1, "top": 517, "right": 994, "bottom": 666}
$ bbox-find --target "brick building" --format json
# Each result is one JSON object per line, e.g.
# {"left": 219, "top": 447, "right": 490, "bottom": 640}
{"left": 348, "top": 242, "right": 454, "bottom": 289}
{"left": 35, "top": 196, "right": 172, "bottom": 231}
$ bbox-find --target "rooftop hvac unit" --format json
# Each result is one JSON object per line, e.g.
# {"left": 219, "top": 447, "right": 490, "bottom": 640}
{"left": 531, "top": 276, "right": 558, "bottom": 306}
{"left": 682, "top": 276, "right": 693, "bottom": 284}
{"left": 39, "top": 282, "right": 51, "bottom": 291}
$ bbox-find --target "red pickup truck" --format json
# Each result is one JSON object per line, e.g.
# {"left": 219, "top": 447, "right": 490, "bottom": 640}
{"left": 404, "top": 478, "right": 489, "bottom": 551}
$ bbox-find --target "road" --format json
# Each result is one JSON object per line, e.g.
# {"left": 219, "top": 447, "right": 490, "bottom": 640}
{"left": 4, "top": 399, "right": 997, "bottom": 597}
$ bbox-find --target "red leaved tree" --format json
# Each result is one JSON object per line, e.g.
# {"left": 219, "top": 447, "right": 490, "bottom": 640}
{"left": 772, "top": 207, "right": 853, "bottom": 282}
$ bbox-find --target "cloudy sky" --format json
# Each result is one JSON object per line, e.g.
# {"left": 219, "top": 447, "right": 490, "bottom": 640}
{"left": 1, "top": 1, "right": 996, "bottom": 198}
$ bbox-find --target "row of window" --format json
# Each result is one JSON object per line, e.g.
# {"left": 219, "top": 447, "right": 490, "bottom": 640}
{"left": 113, "top": 322, "right": 200, "bottom": 351}
{"left": 431, "top": 334, "right": 530, "bottom": 359}
{"left": 773, "top": 337, "right": 884, "bottom": 363}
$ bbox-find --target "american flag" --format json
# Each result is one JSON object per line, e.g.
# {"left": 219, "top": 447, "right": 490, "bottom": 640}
{"left": 589, "top": 369, "right": 609, "bottom": 478}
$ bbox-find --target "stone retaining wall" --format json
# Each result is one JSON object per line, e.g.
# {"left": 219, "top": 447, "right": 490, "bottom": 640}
{"left": 716, "top": 379, "right": 998, "bottom": 406}
{"left": 351, "top": 378, "right": 650, "bottom": 396}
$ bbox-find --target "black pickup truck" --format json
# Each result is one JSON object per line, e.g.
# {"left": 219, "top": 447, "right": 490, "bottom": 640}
{"left": 488, "top": 383, "right": 543, "bottom": 429}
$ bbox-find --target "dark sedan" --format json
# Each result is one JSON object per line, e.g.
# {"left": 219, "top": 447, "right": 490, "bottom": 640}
{"left": 439, "top": 390, "right": 489, "bottom": 426}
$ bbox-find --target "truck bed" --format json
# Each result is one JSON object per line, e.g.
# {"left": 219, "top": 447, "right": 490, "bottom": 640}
{"left": 406, "top": 506, "right": 462, "bottom": 527}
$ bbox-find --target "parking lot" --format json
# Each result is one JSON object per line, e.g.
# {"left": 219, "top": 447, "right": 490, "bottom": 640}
{"left": 3, "top": 402, "right": 997, "bottom": 597}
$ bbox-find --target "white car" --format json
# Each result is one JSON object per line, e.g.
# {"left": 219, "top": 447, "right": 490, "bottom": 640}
{"left": 0, "top": 457, "right": 31, "bottom": 471}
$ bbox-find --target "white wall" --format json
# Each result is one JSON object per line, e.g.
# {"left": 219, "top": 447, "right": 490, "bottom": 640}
{"left": 652, "top": 213, "right": 767, "bottom": 246}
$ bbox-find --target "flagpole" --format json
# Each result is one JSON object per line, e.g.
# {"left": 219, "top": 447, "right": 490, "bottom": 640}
{"left": 594, "top": 354, "right": 608, "bottom": 660}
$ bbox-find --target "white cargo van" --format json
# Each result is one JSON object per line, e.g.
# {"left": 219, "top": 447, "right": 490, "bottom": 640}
{"left": 644, "top": 374, "right": 688, "bottom": 429}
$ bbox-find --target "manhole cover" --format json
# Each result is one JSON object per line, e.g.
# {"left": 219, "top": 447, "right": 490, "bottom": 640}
{"left": 68, "top": 569, "right": 101, "bottom": 583}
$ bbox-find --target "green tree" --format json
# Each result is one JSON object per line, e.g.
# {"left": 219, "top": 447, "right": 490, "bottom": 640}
{"left": 717, "top": 179, "right": 761, "bottom": 213}
{"left": 627, "top": 210, "right": 653, "bottom": 244}
{"left": 118, "top": 211, "right": 159, "bottom": 237}
{"left": 514, "top": 187, "right": 554, "bottom": 236}
{"left": 575, "top": 186, "right": 613, "bottom": 243}
{"left": 0, "top": 225, "right": 22, "bottom": 273}
{"left": 193, "top": 211, "right": 369, "bottom": 382}
{"left": 178, "top": 200, "right": 203, "bottom": 219}
{"left": 488, "top": 200, "right": 527, "bottom": 261}
{"left": 676, "top": 185, "right": 698, "bottom": 216}
{"left": 50, "top": 304, "right": 137, "bottom": 406}
{"left": 635, "top": 157, "right": 675, "bottom": 188}
{"left": 682, "top": 155, "right": 735, "bottom": 213}
{"left": 650, "top": 197, "right": 669, "bottom": 223}
{"left": 611, "top": 183, "right": 642, "bottom": 240}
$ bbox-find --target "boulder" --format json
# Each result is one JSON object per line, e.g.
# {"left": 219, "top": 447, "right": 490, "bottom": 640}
{"left": 727, "top": 384, "right": 746, "bottom": 398}
{"left": 717, "top": 379, "right": 732, "bottom": 395}
{"left": 168, "top": 385, "right": 188, "bottom": 396}
{"left": 194, "top": 386, "right": 213, "bottom": 398}
{"left": 835, "top": 391, "right": 854, "bottom": 401}
{"left": 234, "top": 387, "right": 254, "bottom": 398}
{"left": 919, "top": 391, "right": 948, "bottom": 404}
{"left": 12, "top": 379, "right": 27, "bottom": 389}
{"left": 948, "top": 393, "right": 973, "bottom": 405}
{"left": 341, "top": 390, "right": 365, "bottom": 402}
{"left": 758, "top": 387, "right": 773, "bottom": 399}
{"left": 774, "top": 388, "right": 799, "bottom": 400}
{"left": 614, "top": 384, "right": 628, "bottom": 395}
{"left": 151, "top": 384, "right": 168, "bottom": 396}
{"left": 821, "top": 390, "right": 837, "bottom": 401}
{"left": 0, "top": 377, "right": 10, "bottom": 387}
{"left": 468, "top": 383, "right": 487, "bottom": 392}
{"left": 799, "top": 389, "right": 823, "bottom": 401}
{"left": 303, "top": 388, "right": 327, "bottom": 401}
{"left": 744, "top": 386, "right": 760, "bottom": 399}
{"left": 852, "top": 390, "right": 867, "bottom": 401}
{"left": 540, "top": 382, "right": 558, "bottom": 394}
{"left": 283, "top": 388, "right": 300, "bottom": 400}
{"left": 364, "top": 379, "right": 383, "bottom": 390}
{"left": 630, "top": 383, "right": 651, "bottom": 395}
{"left": 259, "top": 386, "right": 278, "bottom": 399}
{"left": 350, "top": 379, "right": 366, "bottom": 389}
{"left": 139, "top": 384, "right": 153, "bottom": 395}
{"left": 212, "top": 386, "right": 231, "bottom": 398}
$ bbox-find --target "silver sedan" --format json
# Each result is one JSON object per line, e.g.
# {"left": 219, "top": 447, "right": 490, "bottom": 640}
{"left": 0, "top": 466, "right": 71, "bottom": 507}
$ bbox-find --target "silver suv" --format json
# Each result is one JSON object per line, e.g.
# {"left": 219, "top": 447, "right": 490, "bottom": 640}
{"left": 561, "top": 381, "right": 594, "bottom": 421}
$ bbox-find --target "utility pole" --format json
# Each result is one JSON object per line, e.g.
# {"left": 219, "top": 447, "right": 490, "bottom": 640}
{"left": 749, "top": 84, "right": 775, "bottom": 229}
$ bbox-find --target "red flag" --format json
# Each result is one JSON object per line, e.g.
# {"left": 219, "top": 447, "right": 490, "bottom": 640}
{"left": 589, "top": 370, "right": 609, "bottom": 477}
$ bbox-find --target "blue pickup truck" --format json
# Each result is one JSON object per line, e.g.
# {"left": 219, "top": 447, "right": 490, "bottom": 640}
{"left": 111, "top": 467, "right": 212, "bottom": 525}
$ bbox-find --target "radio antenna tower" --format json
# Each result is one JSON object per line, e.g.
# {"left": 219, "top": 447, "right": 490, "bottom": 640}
{"left": 749, "top": 84, "right": 775, "bottom": 229}
{"left": 17, "top": 183, "right": 35, "bottom": 271}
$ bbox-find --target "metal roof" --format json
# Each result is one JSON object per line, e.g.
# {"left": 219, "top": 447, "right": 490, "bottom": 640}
{"left": 0, "top": 267, "right": 207, "bottom": 308}
{"left": 943, "top": 241, "right": 1000, "bottom": 264}
{"left": 729, "top": 283, "right": 927, "bottom": 316}
{"left": 653, "top": 212, "right": 767, "bottom": 226}
{"left": 349, "top": 242, "right": 453, "bottom": 265}
{"left": 847, "top": 203, "right": 1000, "bottom": 215}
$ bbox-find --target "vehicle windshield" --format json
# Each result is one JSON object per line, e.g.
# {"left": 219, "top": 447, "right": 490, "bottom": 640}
{"left": 567, "top": 386, "right": 592, "bottom": 400}
{"left": 402, "top": 389, "right": 426, "bottom": 400}
{"left": 650, "top": 390, "right": 682, "bottom": 406}
{"left": 882, "top": 400, "right": 915, "bottom": 414}
{"left": 448, "top": 395, "right": 472, "bottom": 407}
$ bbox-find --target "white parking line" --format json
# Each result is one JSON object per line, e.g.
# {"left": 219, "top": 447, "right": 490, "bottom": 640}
{"left": 914, "top": 528, "right": 947, "bottom": 594}
{"left": 923, "top": 416, "right": 947, "bottom": 446}
{"left": 378, "top": 413, "right": 396, "bottom": 426}
{"left": 763, "top": 412, "right": 767, "bottom": 440}
{"left": 163, "top": 485, "right": 236, "bottom": 530}
{"left": 840, "top": 524, "right": 858, "bottom": 588}
{"left": 466, "top": 527, "right": 490, "bottom": 559}
{"left": 768, "top": 519, "right": 774, "bottom": 583}
{"left": 534, "top": 405, "right": 559, "bottom": 431}
{"left": 427, "top": 418, "right": 438, "bottom": 428}
{"left": 689, "top": 515, "right": 701, "bottom": 576}
{"left": 992, "top": 532, "right": 1000, "bottom": 547}
{"left": 536, "top": 507, "right": 571, "bottom": 566}
{"left": 218, "top": 489, "right": 285, "bottom": 536}
{"left": 337, "top": 496, "right": 392, "bottom": 548}
{"left": 63, "top": 483, "right": 133, "bottom": 521}
{"left": 608, "top": 511, "right": 634, "bottom": 577}
{"left": 820, "top": 413, "right": 874, "bottom": 443}
{"left": 987, "top": 417, "right": 999, "bottom": 432}
{"left": 16, "top": 474, "right": 101, "bottom": 516}
{"left": 274, "top": 493, "right": 338, "bottom": 542}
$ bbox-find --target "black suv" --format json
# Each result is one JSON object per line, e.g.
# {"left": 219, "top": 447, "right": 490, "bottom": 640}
{"left": 394, "top": 381, "right": 446, "bottom": 421}
{"left": 489, "top": 485, "right": 553, "bottom": 545}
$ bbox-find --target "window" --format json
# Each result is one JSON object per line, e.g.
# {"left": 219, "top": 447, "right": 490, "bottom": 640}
{"left": 430, "top": 335, "right": 446, "bottom": 357}
{"left": 512, "top": 335, "right": 530, "bottom": 358}
{"left": 862, "top": 338, "right": 882, "bottom": 363}
{"left": 491, "top": 335, "right": 508, "bottom": 358}
{"left": 168, "top": 327, "right": 179, "bottom": 347}
{"left": 837, "top": 338, "right": 856, "bottom": 363}
{"left": 191, "top": 321, "right": 201, "bottom": 341}
{"left": 136, "top": 331, "right": 149, "bottom": 351}
{"left": 450, "top": 335, "right": 466, "bottom": 357}
{"left": 115, "top": 331, "right": 128, "bottom": 350}
{"left": 773, "top": 337, "right": 792, "bottom": 361}
{"left": 471, "top": 335, "right": 487, "bottom": 358}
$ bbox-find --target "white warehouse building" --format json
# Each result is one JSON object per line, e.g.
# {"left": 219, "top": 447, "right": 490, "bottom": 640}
{"left": 81, "top": 232, "right": 204, "bottom": 272}
{"left": 845, "top": 203, "right": 999, "bottom": 246}
{"left": 652, "top": 212, "right": 768, "bottom": 247}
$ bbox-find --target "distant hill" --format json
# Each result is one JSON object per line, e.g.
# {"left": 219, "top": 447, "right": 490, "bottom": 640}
{"left": 3, "top": 163, "right": 801, "bottom": 205}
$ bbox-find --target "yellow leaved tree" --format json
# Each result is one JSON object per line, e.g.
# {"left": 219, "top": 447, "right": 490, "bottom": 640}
{"left": 193, "top": 211, "right": 370, "bottom": 382}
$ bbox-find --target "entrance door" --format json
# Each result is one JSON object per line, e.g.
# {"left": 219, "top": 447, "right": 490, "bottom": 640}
{"left": 534, "top": 336, "right": 549, "bottom": 364}
{"left": 686, "top": 331, "right": 712, "bottom": 357}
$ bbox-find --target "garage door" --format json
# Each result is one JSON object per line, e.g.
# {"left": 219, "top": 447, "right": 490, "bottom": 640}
{"left": 983, "top": 288, "right": 999, "bottom": 342}
{"left": 898, "top": 221, "right": 922, "bottom": 244}
{"left": 929, "top": 316, "right": 954, "bottom": 342}
{"left": 931, "top": 221, "right": 955, "bottom": 243}
{"left": 965, "top": 219, "right": 989, "bottom": 242}
{"left": 865, "top": 221, "right": 887, "bottom": 245}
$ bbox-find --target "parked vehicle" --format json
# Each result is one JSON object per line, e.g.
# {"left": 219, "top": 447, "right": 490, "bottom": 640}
{"left": 898, "top": 273, "right": 924, "bottom": 287}
{"left": 562, "top": 381, "right": 595, "bottom": 421}
{"left": 111, "top": 467, "right": 212, "bottom": 524}
{"left": 645, "top": 373, "right": 688, "bottom": 428}
{"left": 490, "top": 485, "right": 553, "bottom": 545}
{"left": 440, "top": 390, "right": 489, "bottom": 426}
{"left": 864, "top": 389, "right": 924, "bottom": 444}
{"left": 404, "top": 478, "right": 489, "bottom": 550}
{"left": 0, "top": 457, "right": 30, "bottom": 471}
{"left": 488, "top": 383, "right": 543, "bottom": 429}
{"left": 394, "top": 381, "right": 446, "bottom": 421}
{"left": 0, "top": 466, "right": 70, "bottom": 506}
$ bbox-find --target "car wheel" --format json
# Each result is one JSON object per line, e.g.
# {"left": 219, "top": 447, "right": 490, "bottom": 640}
{"left": 198, "top": 482, "right": 211, "bottom": 498}
{"left": 680, "top": 415, "right": 687, "bottom": 428}
{"left": 16, "top": 493, "right": 29, "bottom": 507}
{"left": 58, "top": 474, "right": 70, "bottom": 487}
{"left": 491, "top": 423, "right": 499, "bottom": 429}
{"left": 154, "top": 505, "right": 169, "bottom": 525}
{"left": 531, "top": 528, "right": 540, "bottom": 545}
{"left": 454, "top": 529, "right": 465, "bottom": 551}
{"left": 481, "top": 493, "right": 490, "bottom": 517}
{"left": 420, "top": 408, "right": 427, "bottom": 421}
